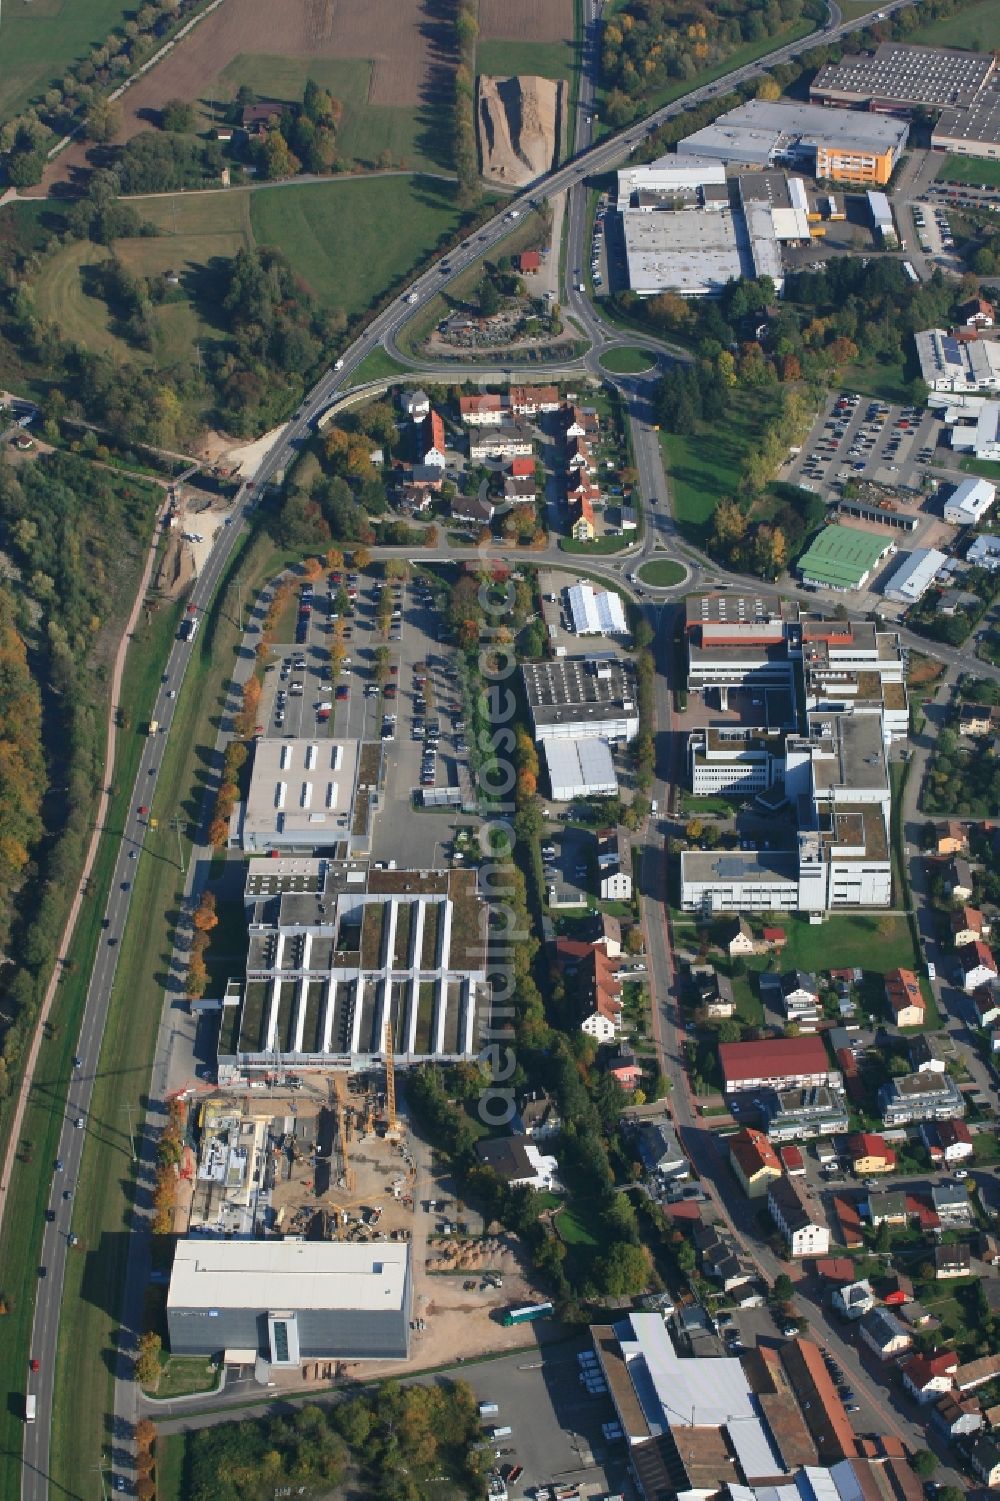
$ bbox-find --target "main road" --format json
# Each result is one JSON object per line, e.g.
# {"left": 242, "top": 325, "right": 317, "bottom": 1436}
{"left": 21, "top": 0, "right": 943, "bottom": 1491}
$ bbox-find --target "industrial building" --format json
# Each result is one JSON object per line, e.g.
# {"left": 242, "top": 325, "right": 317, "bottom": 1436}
{"left": 797, "top": 525, "right": 896, "bottom": 591}
{"left": 241, "top": 739, "right": 361, "bottom": 853}
{"left": 867, "top": 190, "right": 896, "bottom": 247}
{"left": 166, "top": 1239, "right": 411, "bottom": 1364}
{"left": 933, "top": 85, "right": 1000, "bottom": 161}
{"left": 968, "top": 533, "right": 1000, "bottom": 570}
{"left": 620, "top": 191, "right": 745, "bottom": 298}
{"left": 616, "top": 154, "right": 726, "bottom": 203}
{"left": 915, "top": 328, "right": 1000, "bottom": 395}
{"left": 948, "top": 400, "right": 1000, "bottom": 461}
{"left": 810, "top": 43, "right": 996, "bottom": 112}
{"left": 677, "top": 99, "right": 908, "bottom": 184}
{"left": 882, "top": 548, "right": 948, "bottom": 605}
{"left": 943, "top": 475, "right": 996, "bottom": 525}
{"left": 215, "top": 858, "right": 489, "bottom": 1086}
{"left": 522, "top": 656, "right": 639, "bottom": 744}
{"left": 543, "top": 737, "right": 618, "bottom": 801}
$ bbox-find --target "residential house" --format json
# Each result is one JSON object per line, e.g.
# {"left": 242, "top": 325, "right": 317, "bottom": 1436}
{"left": 396, "top": 482, "right": 435, "bottom": 516}
{"left": 723, "top": 915, "right": 756, "bottom": 957}
{"left": 579, "top": 945, "right": 623, "bottom": 1043}
{"left": 606, "top": 1045, "right": 643, "bottom": 1091}
{"left": 902, "top": 1350, "right": 959, "bottom": 1404}
{"left": 936, "top": 1118, "right": 974, "bottom": 1163}
{"left": 504, "top": 475, "right": 537, "bottom": 505}
{"left": 959, "top": 939, "right": 997, "bottom": 992}
{"left": 468, "top": 424, "right": 534, "bottom": 461}
{"left": 563, "top": 405, "right": 599, "bottom": 440}
{"left": 934, "top": 1242, "right": 972, "bottom": 1279}
{"left": 420, "top": 410, "right": 447, "bottom": 467}
{"left": 451, "top": 493, "right": 495, "bottom": 527}
{"left": 729, "top": 1127, "right": 783, "bottom": 1198}
{"left": 689, "top": 964, "right": 735, "bottom": 1019}
{"left": 514, "top": 250, "right": 541, "bottom": 274}
{"left": 833, "top": 1194, "right": 864, "bottom": 1248}
{"left": 909, "top": 1033, "right": 949, "bottom": 1074}
{"left": 958, "top": 703, "right": 1000, "bottom": 737}
{"left": 241, "top": 101, "right": 284, "bottom": 136}
{"left": 848, "top": 1132, "right": 896, "bottom": 1176}
{"left": 509, "top": 384, "right": 560, "bottom": 417}
{"left": 508, "top": 455, "right": 534, "bottom": 480}
{"left": 767, "top": 1176, "right": 830, "bottom": 1257}
{"left": 596, "top": 828, "right": 631, "bottom": 901}
{"left": 832, "top": 1278, "right": 875, "bottom": 1320}
{"left": 951, "top": 905, "right": 990, "bottom": 946}
{"left": 879, "top": 1069, "right": 966, "bottom": 1127}
{"left": 565, "top": 475, "right": 601, "bottom": 509}
{"left": 781, "top": 970, "right": 821, "bottom": 1024}
{"left": 859, "top": 1306, "right": 912, "bottom": 1360}
{"left": 964, "top": 1433, "right": 1000, "bottom": 1487}
{"left": 720, "top": 1035, "right": 840, "bottom": 1094}
{"left": 978, "top": 1230, "right": 1000, "bottom": 1265}
{"left": 458, "top": 393, "right": 507, "bottom": 426}
{"left": 945, "top": 856, "right": 975, "bottom": 901}
{"left": 763, "top": 926, "right": 787, "bottom": 951}
{"left": 959, "top": 296, "right": 995, "bottom": 328}
{"left": 475, "top": 1135, "right": 560, "bottom": 1190}
{"left": 899, "top": 1300, "right": 937, "bottom": 1332}
{"left": 815, "top": 1256, "right": 856, "bottom": 1284}
{"left": 582, "top": 910, "right": 622, "bottom": 957}
{"left": 878, "top": 1271, "right": 914, "bottom": 1306}
{"left": 948, "top": 1350, "right": 996, "bottom": 1392}
{"left": 636, "top": 1119, "right": 687, "bottom": 1179}
{"left": 956, "top": 1353, "right": 1000, "bottom": 1393}
{"left": 780, "top": 1144, "right": 805, "bottom": 1175}
{"left": 932, "top": 1393, "right": 982, "bottom": 1440}
{"left": 924, "top": 1176, "right": 966, "bottom": 1224}
{"left": 400, "top": 389, "right": 430, "bottom": 420}
{"left": 566, "top": 437, "right": 592, "bottom": 472}
{"left": 513, "top": 1091, "right": 561, "bottom": 1139}
{"left": 867, "top": 1189, "right": 908, "bottom": 1227}
{"left": 972, "top": 982, "right": 1000, "bottom": 1028}
{"left": 411, "top": 464, "right": 446, "bottom": 488}
{"left": 937, "top": 819, "right": 968, "bottom": 856}
{"left": 571, "top": 498, "right": 596, "bottom": 542}
{"left": 885, "top": 967, "right": 925, "bottom": 1027}
{"left": 700, "top": 1236, "right": 755, "bottom": 1293}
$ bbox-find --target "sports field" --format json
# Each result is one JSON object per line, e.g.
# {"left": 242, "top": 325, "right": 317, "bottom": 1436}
{"left": 0, "top": 0, "right": 132, "bottom": 123}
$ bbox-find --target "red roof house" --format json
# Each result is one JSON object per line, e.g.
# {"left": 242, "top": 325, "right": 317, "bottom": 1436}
{"left": 509, "top": 456, "right": 535, "bottom": 477}
{"left": 719, "top": 1035, "right": 835, "bottom": 1092}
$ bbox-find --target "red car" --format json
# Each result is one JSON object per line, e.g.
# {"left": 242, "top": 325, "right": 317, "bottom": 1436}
{"left": 30, "top": 1359, "right": 39, "bottom": 1372}
{"left": 138, "top": 805, "right": 149, "bottom": 816}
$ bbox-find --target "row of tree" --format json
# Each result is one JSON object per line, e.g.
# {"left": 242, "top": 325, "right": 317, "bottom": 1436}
{"left": 453, "top": 0, "right": 480, "bottom": 204}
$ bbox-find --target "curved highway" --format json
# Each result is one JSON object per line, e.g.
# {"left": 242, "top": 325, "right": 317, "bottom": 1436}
{"left": 22, "top": 0, "right": 930, "bottom": 1492}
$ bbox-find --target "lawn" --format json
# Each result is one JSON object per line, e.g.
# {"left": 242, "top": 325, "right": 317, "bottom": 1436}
{"left": 553, "top": 1203, "right": 598, "bottom": 1248}
{"left": 936, "top": 156, "right": 1000, "bottom": 189}
{"left": 146, "top": 1355, "right": 221, "bottom": 1399}
{"left": 961, "top": 456, "right": 1000, "bottom": 483}
{"left": 599, "top": 346, "right": 655, "bottom": 374}
{"left": 841, "top": 351, "right": 913, "bottom": 406}
{"left": 216, "top": 55, "right": 449, "bottom": 172}
{"left": 48, "top": 527, "right": 289, "bottom": 1498}
{"left": 559, "top": 535, "right": 630, "bottom": 554}
{"left": 659, "top": 388, "right": 782, "bottom": 544}
{"left": 250, "top": 176, "right": 465, "bottom": 319}
{"left": 155, "top": 1432, "right": 187, "bottom": 1501}
{"left": 637, "top": 558, "right": 685, "bottom": 586}
{"left": 910, "top": 0, "right": 1000, "bottom": 49}
{"left": 352, "top": 347, "right": 412, "bottom": 386}
{"left": 0, "top": 0, "right": 134, "bottom": 123}
{"left": 477, "top": 38, "right": 578, "bottom": 88}
{"left": 771, "top": 913, "right": 917, "bottom": 976}
{"left": 33, "top": 241, "right": 124, "bottom": 360}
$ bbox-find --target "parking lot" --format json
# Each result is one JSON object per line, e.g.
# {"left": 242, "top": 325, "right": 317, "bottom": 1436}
{"left": 786, "top": 390, "right": 950, "bottom": 506}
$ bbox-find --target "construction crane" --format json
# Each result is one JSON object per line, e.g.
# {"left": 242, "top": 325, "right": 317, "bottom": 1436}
{"left": 333, "top": 1073, "right": 356, "bottom": 1193}
{"left": 384, "top": 1020, "right": 399, "bottom": 1138}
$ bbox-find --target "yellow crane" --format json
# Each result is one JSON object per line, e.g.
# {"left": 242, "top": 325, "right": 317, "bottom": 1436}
{"left": 384, "top": 1019, "right": 398, "bottom": 1137}
{"left": 333, "top": 1073, "right": 356, "bottom": 1193}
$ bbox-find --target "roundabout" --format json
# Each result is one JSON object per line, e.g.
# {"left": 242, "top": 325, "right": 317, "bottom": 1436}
{"left": 598, "top": 345, "right": 658, "bottom": 374}
{"left": 636, "top": 557, "right": 688, "bottom": 588}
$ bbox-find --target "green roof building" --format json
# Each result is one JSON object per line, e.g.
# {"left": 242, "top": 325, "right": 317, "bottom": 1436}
{"left": 798, "top": 525, "right": 895, "bottom": 592}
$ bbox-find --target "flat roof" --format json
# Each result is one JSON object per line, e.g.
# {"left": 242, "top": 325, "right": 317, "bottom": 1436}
{"left": 682, "top": 848, "right": 799, "bottom": 885}
{"left": 679, "top": 99, "right": 908, "bottom": 168}
{"left": 798, "top": 525, "right": 893, "bottom": 589}
{"left": 623, "top": 205, "right": 744, "bottom": 295}
{"left": 543, "top": 736, "right": 617, "bottom": 793}
{"left": 812, "top": 42, "right": 995, "bottom": 110}
{"left": 523, "top": 656, "right": 636, "bottom": 725}
{"left": 935, "top": 85, "right": 1000, "bottom": 150}
{"left": 167, "top": 1239, "right": 409, "bottom": 1312}
{"left": 243, "top": 738, "right": 359, "bottom": 848}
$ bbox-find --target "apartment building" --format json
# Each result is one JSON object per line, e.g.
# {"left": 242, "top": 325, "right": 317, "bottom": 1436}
{"left": 879, "top": 1069, "right": 966, "bottom": 1127}
{"left": 768, "top": 1176, "right": 830, "bottom": 1257}
{"left": 761, "top": 1084, "right": 849, "bottom": 1142}
{"left": 720, "top": 1035, "right": 839, "bottom": 1094}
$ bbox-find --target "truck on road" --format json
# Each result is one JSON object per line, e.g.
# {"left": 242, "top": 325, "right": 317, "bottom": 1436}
{"left": 25, "top": 1395, "right": 36, "bottom": 1424}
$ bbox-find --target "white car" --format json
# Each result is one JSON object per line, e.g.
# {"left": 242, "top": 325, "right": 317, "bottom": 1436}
{"left": 954, "top": 1169, "right": 969, "bottom": 1181}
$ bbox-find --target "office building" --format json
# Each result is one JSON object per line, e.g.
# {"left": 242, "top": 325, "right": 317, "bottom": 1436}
{"left": 688, "top": 726, "right": 784, "bottom": 794}
{"left": 678, "top": 99, "right": 908, "bottom": 184}
{"left": 242, "top": 739, "right": 361, "bottom": 853}
{"left": 522, "top": 656, "right": 639, "bottom": 744}
{"left": 167, "top": 1239, "right": 411, "bottom": 1363}
{"left": 879, "top": 1069, "right": 966, "bottom": 1127}
{"left": 616, "top": 154, "right": 727, "bottom": 204}
{"left": 882, "top": 548, "right": 948, "bottom": 605}
{"left": 915, "top": 328, "right": 1000, "bottom": 394}
{"left": 943, "top": 475, "right": 996, "bottom": 525}
{"left": 543, "top": 737, "right": 617, "bottom": 801}
{"left": 811, "top": 43, "right": 995, "bottom": 112}
{"left": 216, "top": 859, "right": 488, "bottom": 1085}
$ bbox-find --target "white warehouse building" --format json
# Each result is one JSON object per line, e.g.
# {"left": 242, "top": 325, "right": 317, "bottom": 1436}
{"left": 543, "top": 738, "right": 618, "bottom": 801}
{"left": 943, "top": 475, "right": 996, "bottom": 525}
{"left": 881, "top": 548, "right": 948, "bottom": 605}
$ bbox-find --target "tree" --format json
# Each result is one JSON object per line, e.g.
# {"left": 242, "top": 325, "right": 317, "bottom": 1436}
{"left": 86, "top": 97, "right": 123, "bottom": 142}
{"left": 910, "top": 1451, "right": 937, "bottom": 1481}
{"left": 772, "top": 1273, "right": 793, "bottom": 1304}
{"left": 161, "top": 98, "right": 194, "bottom": 132}
{"left": 135, "top": 1331, "right": 162, "bottom": 1385}
{"left": 756, "top": 76, "right": 781, "bottom": 100}
{"left": 875, "top": 1220, "right": 892, "bottom": 1253}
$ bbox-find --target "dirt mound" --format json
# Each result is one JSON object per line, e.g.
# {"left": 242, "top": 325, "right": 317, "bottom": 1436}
{"left": 477, "top": 74, "right": 564, "bottom": 187}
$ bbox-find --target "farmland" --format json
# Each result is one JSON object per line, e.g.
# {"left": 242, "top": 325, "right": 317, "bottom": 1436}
{"left": 41, "top": 0, "right": 458, "bottom": 190}
{"left": 0, "top": 0, "right": 133, "bottom": 124}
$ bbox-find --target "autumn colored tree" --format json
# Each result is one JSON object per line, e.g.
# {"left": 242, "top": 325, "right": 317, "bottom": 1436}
{"left": 192, "top": 891, "right": 219, "bottom": 932}
{"left": 207, "top": 817, "right": 229, "bottom": 849}
{"left": 516, "top": 769, "right": 537, "bottom": 803}
{"left": 135, "top": 1418, "right": 156, "bottom": 1452}
{"left": 302, "top": 556, "right": 323, "bottom": 582}
{"left": 325, "top": 547, "right": 345, "bottom": 570}
{"left": 135, "top": 1332, "right": 162, "bottom": 1386}
{"left": 351, "top": 546, "right": 371, "bottom": 570}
